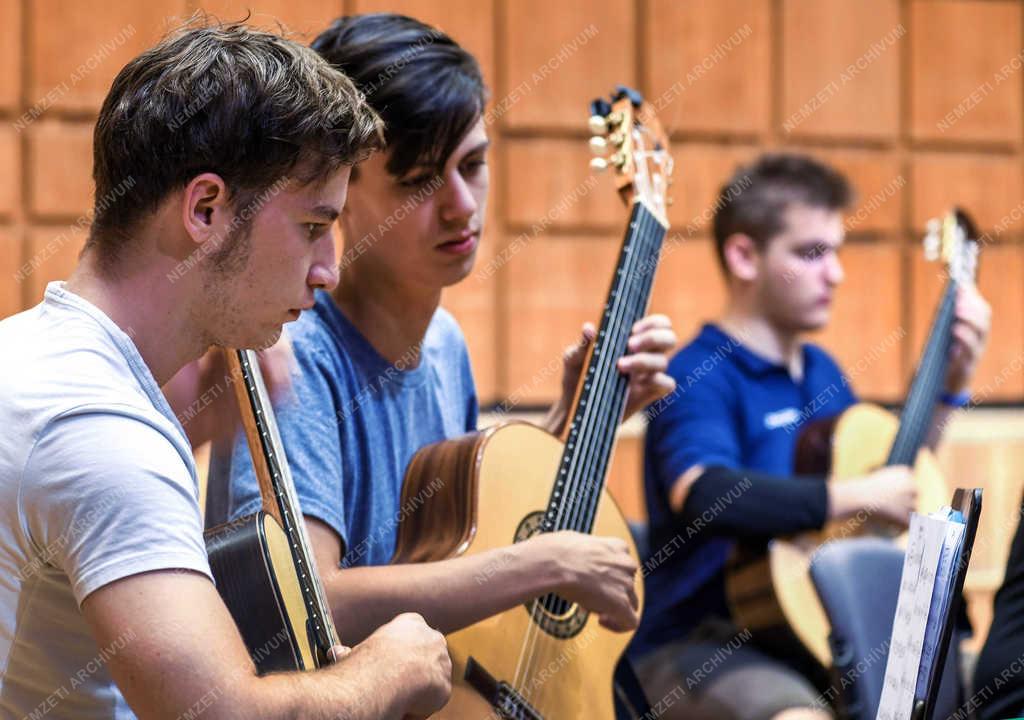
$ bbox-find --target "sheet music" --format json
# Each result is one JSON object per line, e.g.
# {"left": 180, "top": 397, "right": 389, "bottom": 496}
{"left": 877, "top": 513, "right": 947, "bottom": 720}
{"left": 916, "top": 510, "right": 966, "bottom": 699}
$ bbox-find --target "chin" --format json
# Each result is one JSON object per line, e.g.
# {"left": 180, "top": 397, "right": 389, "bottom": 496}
{"left": 235, "top": 325, "right": 284, "bottom": 351}
{"left": 442, "top": 256, "right": 478, "bottom": 288}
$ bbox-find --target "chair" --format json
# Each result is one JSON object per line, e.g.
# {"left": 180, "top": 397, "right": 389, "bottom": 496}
{"left": 809, "top": 537, "right": 962, "bottom": 720}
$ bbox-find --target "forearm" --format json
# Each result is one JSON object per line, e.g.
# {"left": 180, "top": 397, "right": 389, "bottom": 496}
{"left": 324, "top": 541, "right": 563, "bottom": 643}
{"left": 251, "top": 646, "right": 411, "bottom": 720}
{"left": 678, "top": 466, "right": 829, "bottom": 539}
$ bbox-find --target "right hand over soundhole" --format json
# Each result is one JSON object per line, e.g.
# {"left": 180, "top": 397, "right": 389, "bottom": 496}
{"left": 830, "top": 465, "right": 917, "bottom": 528}
{"left": 532, "top": 531, "right": 640, "bottom": 633}
{"left": 353, "top": 612, "right": 452, "bottom": 718}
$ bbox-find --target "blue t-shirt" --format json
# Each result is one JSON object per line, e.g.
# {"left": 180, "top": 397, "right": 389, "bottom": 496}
{"left": 226, "top": 290, "right": 478, "bottom": 567}
{"left": 630, "top": 323, "right": 856, "bottom": 657}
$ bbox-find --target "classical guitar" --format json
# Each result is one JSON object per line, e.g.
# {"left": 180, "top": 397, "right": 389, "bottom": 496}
{"left": 204, "top": 348, "right": 341, "bottom": 672}
{"left": 391, "top": 87, "right": 673, "bottom": 719}
{"left": 726, "top": 209, "right": 981, "bottom": 668}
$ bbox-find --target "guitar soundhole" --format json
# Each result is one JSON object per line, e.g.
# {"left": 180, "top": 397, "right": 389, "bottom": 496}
{"left": 514, "top": 511, "right": 589, "bottom": 639}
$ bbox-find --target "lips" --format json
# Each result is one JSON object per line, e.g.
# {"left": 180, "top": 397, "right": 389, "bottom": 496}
{"left": 437, "top": 228, "right": 479, "bottom": 255}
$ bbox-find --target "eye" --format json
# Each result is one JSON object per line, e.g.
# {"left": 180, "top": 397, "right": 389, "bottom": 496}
{"left": 461, "top": 157, "right": 487, "bottom": 175}
{"left": 305, "top": 223, "right": 329, "bottom": 240}
{"left": 398, "top": 172, "right": 435, "bottom": 189}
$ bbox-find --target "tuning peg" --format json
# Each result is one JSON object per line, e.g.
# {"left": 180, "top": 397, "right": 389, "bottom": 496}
{"left": 923, "top": 218, "right": 941, "bottom": 261}
{"left": 608, "top": 131, "right": 625, "bottom": 146}
{"left": 589, "top": 136, "right": 608, "bottom": 155}
{"left": 588, "top": 114, "right": 609, "bottom": 135}
{"left": 590, "top": 157, "right": 609, "bottom": 172}
{"left": 610, "top": 152, "right": 627, "bottom": 168}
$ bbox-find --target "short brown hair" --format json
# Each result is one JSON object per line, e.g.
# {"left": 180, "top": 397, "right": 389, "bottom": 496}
{"left": 712, "top": 153, "right": 852, "bottom": 273}
{"left": 89, "top": 20, "right": 383, "bottom": 262}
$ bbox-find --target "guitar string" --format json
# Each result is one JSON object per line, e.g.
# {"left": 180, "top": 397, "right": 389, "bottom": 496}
{"left": 889, "top": 279, "right": 957, "bottom": 466}
{"left": 512, "top": 207, "right": 649, "bottom": 698}
{"left": 514, "top": 204, "right": 658, "bottom": 702}
{"left": 515, "top": 208, "right": 650, "bottom": 703}
{"left": 572, "top": 216, "right": 661, "bottom": 535}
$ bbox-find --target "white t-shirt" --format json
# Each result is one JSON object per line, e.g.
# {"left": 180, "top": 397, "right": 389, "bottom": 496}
{"left": 0, "top": 282, "right": 212, "bottom": 718}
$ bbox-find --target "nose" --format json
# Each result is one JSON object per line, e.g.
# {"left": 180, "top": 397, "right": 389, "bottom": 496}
{"left": 824, "top": 250, "right": 844, "bottom": 287}
{"left": 439, "top": 170, "right": 477, "bottom": 225}
{"left": 308, "top": 227, "right": 340, "bottom": 292}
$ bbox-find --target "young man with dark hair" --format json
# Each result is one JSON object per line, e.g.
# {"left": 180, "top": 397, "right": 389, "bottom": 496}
{"left": 0, "top": 23, "right": 452, "bottom": 719}
{"left": 223, "top": 12, "right": 676, "bottom": 660}
{"left": 631, "top": 153, "right": 991, "bottom": 720}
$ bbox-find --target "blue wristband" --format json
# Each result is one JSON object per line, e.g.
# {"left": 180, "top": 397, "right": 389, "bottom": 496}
{"left": 940, "top": 390, "right": 971, "bottom": 408}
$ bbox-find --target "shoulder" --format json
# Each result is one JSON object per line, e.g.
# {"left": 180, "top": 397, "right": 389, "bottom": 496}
{"left": 667, "top": 326, "right": 742, "bottom": 389}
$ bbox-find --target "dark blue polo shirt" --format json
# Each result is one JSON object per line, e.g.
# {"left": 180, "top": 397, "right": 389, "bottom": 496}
{"left": 630, "top": 323, "right": 856, "bottom": 658}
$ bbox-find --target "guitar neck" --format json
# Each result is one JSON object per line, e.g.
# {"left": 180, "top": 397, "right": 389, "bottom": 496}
{"left": 226, "top": 348, "right": 340, "bottom": 663}
{"left": 887, "top": 278, "right": 958, "bottom": 466}
{"left": 543, "top": 201, "right": 667, "bottom": 535}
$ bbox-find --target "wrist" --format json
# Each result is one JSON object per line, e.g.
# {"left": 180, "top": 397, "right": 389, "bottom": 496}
{"left": 522, "top": 533, "right": 572, "bottom": 591}
{"left": 827, "top": 482, "right": 858, "bottom": 521}
{"left": 939, "top": 389, "right": 971, "bottom": 408}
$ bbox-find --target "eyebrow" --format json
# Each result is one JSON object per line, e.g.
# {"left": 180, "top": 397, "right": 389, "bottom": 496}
{"left": 463, "top": 140, "right": 491, "bottom": 157}
{"left": 308, "top": 205, "right": 340, "bottom": 222}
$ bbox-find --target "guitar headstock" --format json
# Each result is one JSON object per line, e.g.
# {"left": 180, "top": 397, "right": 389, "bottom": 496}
{"left": 587, "top": 86, "right": 673, "bottom": 227}
{"left": 923, "top": 206, "right": 980, "bottom": 286}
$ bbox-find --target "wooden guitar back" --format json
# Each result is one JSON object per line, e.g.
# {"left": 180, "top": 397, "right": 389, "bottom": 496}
{"left": 393, "top": 421, "right": 643, "bottom": 719}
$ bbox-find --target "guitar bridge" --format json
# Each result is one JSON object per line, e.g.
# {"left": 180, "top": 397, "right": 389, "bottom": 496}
{"left": 464, "top": 656, "right": 544, "bottom": 720}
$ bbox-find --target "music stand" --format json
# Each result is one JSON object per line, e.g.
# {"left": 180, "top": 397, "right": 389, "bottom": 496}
{"left": 910, "top": 487, "right": 982, "bottom": 720}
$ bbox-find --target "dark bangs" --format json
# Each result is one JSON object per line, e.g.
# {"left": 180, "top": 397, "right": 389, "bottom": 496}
{"left": 312, "top": 13, "right": 487, "bottom": 178}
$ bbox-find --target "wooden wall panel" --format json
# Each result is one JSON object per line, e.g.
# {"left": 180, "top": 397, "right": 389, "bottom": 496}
{"left": 27, "top": 121, "right": 93, "bottom": 220}
{"left": 501, "top": 0, "right": 634, "bottom": 130}
{"left": 23, "top": 225, "right": 89, "bottom": 306}
{"left": 812, "top": 242, "right": 904, "bottom": 401}
{"left": 910, "top": 0, "right": 1022, "bottom": 145}
{"left": 649, "top": 237, "right": 727, "bottom": 345}
{"left": 28, "top": 0, "right": 186, "bottom": 113}
{"left": 201, "top": 0, "right": 344, "bottom": 38}
{"left": 0, "top": 1, "right": 21, "bottom": 111}
{"left": 0, "top": 128, "right": 20, "bottom": 219}
{"left": 911, "top": 154, "right": 1024, "bottom": 238}
{"left": 505, "top": 138, "right": 620, "bottom": 230}
{"left": 667, "top": 143, "right": 759, "bottom": 234}
{"left": 645, "top": 0, "right": 771, "bottom": 137}
{"left": 781, "top": 0, "right": 901, "bottom": 140}
{"left": 502, "top": 234, "right": 620, "bottom": 404}
{"left": 0, "top": 229, "right": 23, "bottom": 320}
{"left": 816, "top": 149, "right": 904, "bottom": 235}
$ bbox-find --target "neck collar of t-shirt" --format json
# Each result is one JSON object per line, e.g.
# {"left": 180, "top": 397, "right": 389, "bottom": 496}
{"left": 315, "top": 290, "right": 432, "bottom": 391}
{"left": 43, "top": 281, "right": 191, "bottom": 444}
{"left": 699, "top": 323, "right": 812, "bottom": 381}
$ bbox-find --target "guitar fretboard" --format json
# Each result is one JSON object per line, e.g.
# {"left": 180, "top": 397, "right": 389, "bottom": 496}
{"left": 543, "top": 201, "right": 667, "bottom": 535}
{"left": 235, "top": 349, "right": 339, "bottom": 664}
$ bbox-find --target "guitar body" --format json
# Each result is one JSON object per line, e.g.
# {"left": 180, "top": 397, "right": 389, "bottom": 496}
{"left": 205, "top": 511, "right": 319, "bottom": 673}
{"left": 392, "top": 421, "right": 644, "bottom": 719}
{"left": 727, "top": 402, "right": 948, "bottom": 666}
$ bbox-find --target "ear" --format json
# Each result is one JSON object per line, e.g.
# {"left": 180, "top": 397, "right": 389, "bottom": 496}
{"left": 722, "top": 233, "right": 760, "bottom": 282}
{"left": 181, "top": 173, "right": 231, "bottom": 247}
